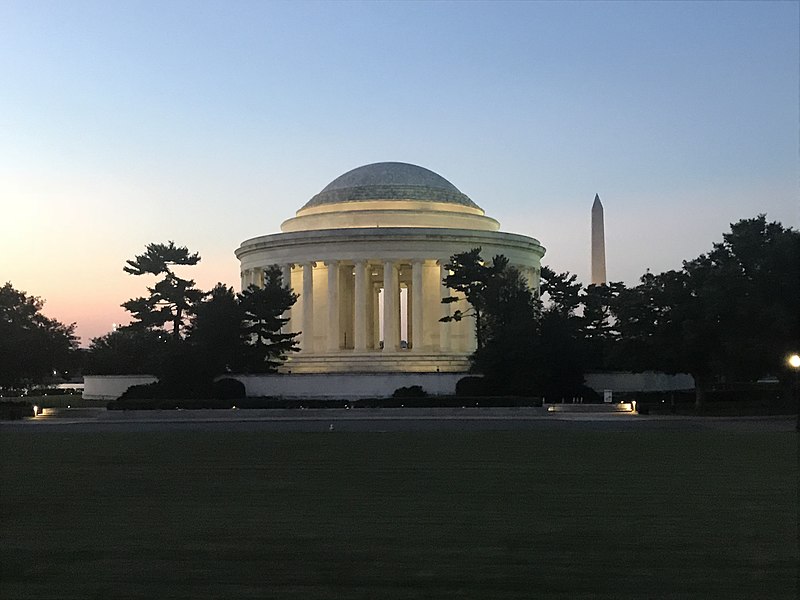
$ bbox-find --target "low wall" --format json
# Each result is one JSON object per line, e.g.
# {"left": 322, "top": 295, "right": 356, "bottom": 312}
{"left": 231, "top": 372, "right": 464, "bottom": 398}
{"left": 585, "top": 371, "right": 694, "bottom": 393}
{"left": 83, "top": 375, "right": 158, "bottom": 400}
{"left": 85, "top": 372, "right": 694, "bottom": 401}
{"left": 83, "top": 373, "right": 464, "bottom": 400}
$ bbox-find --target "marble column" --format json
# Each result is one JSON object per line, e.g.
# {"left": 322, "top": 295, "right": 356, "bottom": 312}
{"left": 326, "top": 261, "right": 339, "bottom": 352}
{"left": 281, "top": 264, "right": 293, "bottom": 333}
{"left": 353, "top": 261, "right": 367, "bottom": 351}
{"left": 372, "top": 284, "right": 381, "bottom": 350}
{"left": 302, "top": 262, "right": 315, "bottom": 353}
{"left": 411, "top": 260, "right": 424, "bottom": 351}
{"left": 383, "top": 260, "right": 399, "bottom": 351}
{"left": 439, "top": 261, "right": 451, "bottom": 352}
{"left": 281, "top": 264, "right": 292, "bottom": 288}
{"left": 256, "top": 267, "right": 265, "bottom": 288}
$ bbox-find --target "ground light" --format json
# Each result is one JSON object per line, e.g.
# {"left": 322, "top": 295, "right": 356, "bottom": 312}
{"left": 786, "top": 352, "right": 800, "bottom": 431}
{"left": 788, "top": 353, "right": 800, "bottom": 431}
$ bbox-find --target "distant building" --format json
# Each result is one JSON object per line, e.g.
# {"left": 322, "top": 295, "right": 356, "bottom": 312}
{"left": 235, "top": 162, "right": 546, "bottom": 375}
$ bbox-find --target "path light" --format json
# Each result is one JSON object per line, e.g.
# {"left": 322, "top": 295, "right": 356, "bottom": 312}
{"left": 788, "top": 354, "right": 800, "bottom": 431}
{"left": 32, "top": 405, "right": 39, "bottom": 417}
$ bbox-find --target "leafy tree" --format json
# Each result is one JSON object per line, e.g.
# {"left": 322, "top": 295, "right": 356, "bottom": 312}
{"left": 122, "top": 241, "right": 204, "bottom": 339}
{"left": 0, "top": 283, "right": 78, "bottom": 387}
{"left": 539, "top": 266, "right": 582, "bottom": 317}
{"left": 612, "top": 215, "right": 800, "bottom": 408}
{"left": 694, "top": 215, "right": 799, "bottom": 383}
{"left": 582, "top": 282, "right": 625, "bottom": 370}
{"left": 85, "top": 327, "right": 167, "bottom": 375}
{"left": 237, "top": 265, "right": 299, "bottom": 373}
{"left": 471, "top": 262, "right": 540, "bottom": 394}
{"left": 536, "top": 267, "right": 590, "bottom": 398}
{"left": 440, "top": 247, "right": 502, "bottom": 350}
{"left": 442, "top": 251, "right": 591, "bottom": 398}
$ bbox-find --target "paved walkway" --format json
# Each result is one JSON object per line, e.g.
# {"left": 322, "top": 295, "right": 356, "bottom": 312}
{"left": 2, "top": 407, "right": 795, "bottom": 432}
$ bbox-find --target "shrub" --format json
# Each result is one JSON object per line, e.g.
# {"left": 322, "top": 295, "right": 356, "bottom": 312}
{"left": 392, "top": 385, "right": 427, "bottom": 398}
{"left": 213, "top": 378, "right": 246, "bottom": 400}
{"left": 118, "top": 382, "right": 163, "bottom": 401}
{"left": 0, "top": 400, "right": 34, "bottom": 420}
{"left": 456, "top": 376, "right": 491, "bottom": 397}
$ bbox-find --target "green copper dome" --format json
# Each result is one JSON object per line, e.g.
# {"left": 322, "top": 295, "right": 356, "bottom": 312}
{"left": 301, "top": 162, "right": 481, "bottom": 210}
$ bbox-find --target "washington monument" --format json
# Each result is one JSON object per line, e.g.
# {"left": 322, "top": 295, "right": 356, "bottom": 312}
{"left": 591, "top": 193, "right": 606, "bottom": 285}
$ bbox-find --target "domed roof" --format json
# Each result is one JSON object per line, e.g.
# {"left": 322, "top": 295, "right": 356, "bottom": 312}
{"left": 301, "top": 162, "right": 481, "bottom": 210}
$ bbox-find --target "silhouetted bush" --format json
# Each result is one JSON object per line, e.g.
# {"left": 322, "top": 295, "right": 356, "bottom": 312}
{"left": 456, "top": 376, "right": 491, "bottom": 397}
{"left": 213, "top": 378, "right": 246, "bottom": 400}
{"left": 392, "top": 385, "right": 427, "bottom": 398}
{"left": 106, "top": 394, "right": 545, "bottom": 410}
{"left": 118, "top": 382, "right": 163, "bottom": 400}
{"left": 0, "top": 400, "right": 34, "bottom": 420}
{"left": 116, "top": 374, "right": 215, "bottom": 403}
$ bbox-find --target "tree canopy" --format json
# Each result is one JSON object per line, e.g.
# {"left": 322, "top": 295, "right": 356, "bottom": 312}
{"left": 122, "top": 241, "right": 204, "bottom": 339}
{"left": 441, "top": 214, "right": 798, "bottom": 404}
{"left": 441, "top": 250, "right": 591, "bottom": 399}
{"left": 440, "top": 247, "right": 503, "bottom": 350}
{"left": 237, "top": 265, "right": 299, "bottom": 373}
{"left": 611, "top": 215, "right": 800, "bottom": 407}
{"left": 88, "top": 253, "right": 300, "bottom": 393}
{"left": 0, "top": 282, "right": 78, "bottom": 387}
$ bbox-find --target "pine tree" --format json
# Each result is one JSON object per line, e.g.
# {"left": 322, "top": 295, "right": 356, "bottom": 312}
{"left": 122, "top": 241, "right": 204, "bottom": 339}
{"left": 238, "top": 265, "right": 299, "bottom": 372}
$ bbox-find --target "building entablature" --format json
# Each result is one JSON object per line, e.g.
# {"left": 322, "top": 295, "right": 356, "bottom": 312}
{"left": 236, "top": 227, "right": 544, "bottom": 270}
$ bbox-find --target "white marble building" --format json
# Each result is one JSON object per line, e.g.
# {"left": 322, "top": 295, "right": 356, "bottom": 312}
{"left": 235, "top": 162, "right": 545, "bottom": 374}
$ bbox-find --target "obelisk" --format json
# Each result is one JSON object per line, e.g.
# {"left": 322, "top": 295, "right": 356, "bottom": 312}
{"left": 591, "top": 193, "right": 607, "bottom": 285}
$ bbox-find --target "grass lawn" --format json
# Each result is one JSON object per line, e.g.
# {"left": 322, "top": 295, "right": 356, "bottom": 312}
{"left": 1, "top": 431, "right": 796, "bottom": 599}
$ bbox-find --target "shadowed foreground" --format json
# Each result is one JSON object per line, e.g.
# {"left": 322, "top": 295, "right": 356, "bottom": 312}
{"left": 1, "top": 431, "right": 797, "bottom": 599}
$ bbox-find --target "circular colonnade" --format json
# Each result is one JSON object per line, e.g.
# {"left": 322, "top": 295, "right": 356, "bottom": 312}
{"left": 235, "top": 162, "right": 545, "bottom": 374}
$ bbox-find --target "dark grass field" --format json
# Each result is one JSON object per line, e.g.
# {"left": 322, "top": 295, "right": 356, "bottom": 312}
{"left": 1, "top": 431, "right": 797, "bottom": 599}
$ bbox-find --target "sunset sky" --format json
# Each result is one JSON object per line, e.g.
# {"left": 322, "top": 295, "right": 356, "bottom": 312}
{"left": 1, "top": 1, "right": 797, "bottom": 346}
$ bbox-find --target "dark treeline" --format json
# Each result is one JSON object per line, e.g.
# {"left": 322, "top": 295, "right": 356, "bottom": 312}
{"left": 2, "top": 216, "right": 797, "bottom": 409}
{"left": 442, "top": 215, "right": 799, "bottom": 408}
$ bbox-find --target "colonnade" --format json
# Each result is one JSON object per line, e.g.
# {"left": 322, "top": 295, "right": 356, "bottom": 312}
{"left": 241, "top": 259, "right": 540, "bottom": 356}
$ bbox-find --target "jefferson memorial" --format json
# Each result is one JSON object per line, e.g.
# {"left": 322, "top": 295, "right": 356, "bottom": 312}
{"left": 235, "top": 162, "right": 545, "bottom": 378}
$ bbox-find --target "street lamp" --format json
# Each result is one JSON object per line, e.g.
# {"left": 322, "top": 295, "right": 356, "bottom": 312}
{"left": 788, "top": 354, "right": 800, "bottom": 431}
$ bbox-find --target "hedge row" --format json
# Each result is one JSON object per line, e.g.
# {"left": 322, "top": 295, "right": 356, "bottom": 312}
{"left": 107, "top": 395, "right": 546, "bottom": 410}
{"left": 0, "top": 401, "right": 34, "bottom": 420}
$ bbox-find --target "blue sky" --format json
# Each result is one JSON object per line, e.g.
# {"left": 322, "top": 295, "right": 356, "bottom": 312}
{"left": 1, "top": 0, "right": 797, "bottom": 344}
